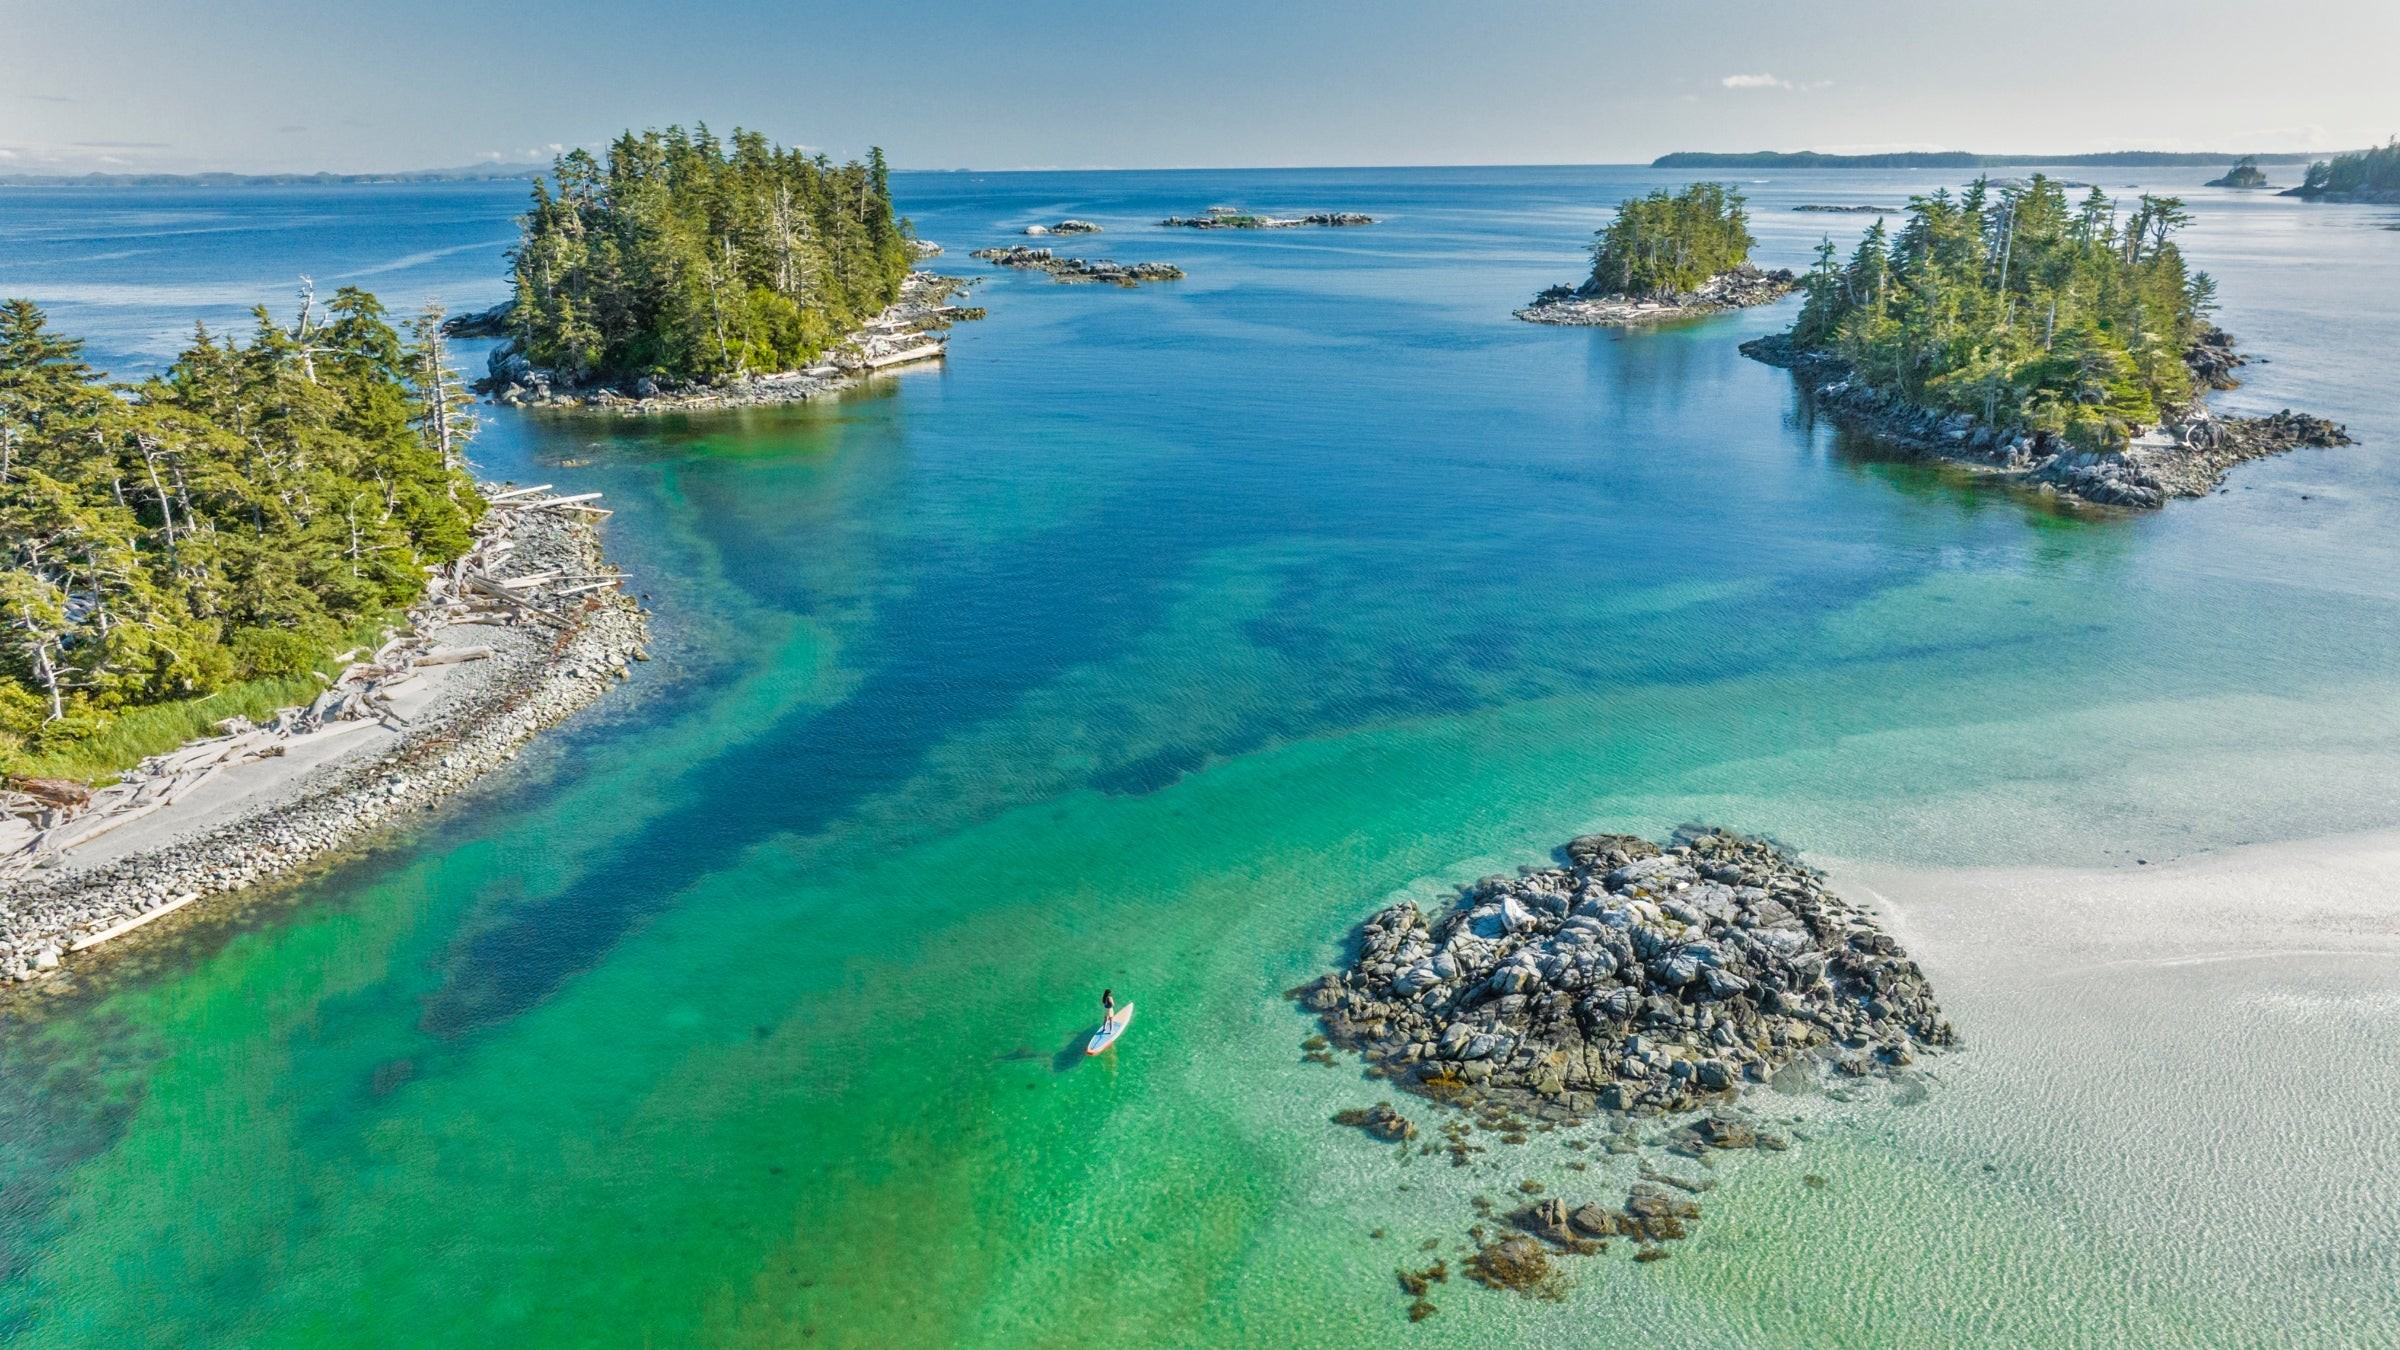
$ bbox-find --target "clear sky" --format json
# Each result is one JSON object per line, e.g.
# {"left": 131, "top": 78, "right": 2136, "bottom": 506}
{"left": 3, "top": 0, "right": 2392, "bottom": 173}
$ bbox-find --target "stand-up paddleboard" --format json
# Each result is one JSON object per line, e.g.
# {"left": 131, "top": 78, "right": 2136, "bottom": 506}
{"left": 1087, "top": 1003, "right": 1136, "bottom": 1055}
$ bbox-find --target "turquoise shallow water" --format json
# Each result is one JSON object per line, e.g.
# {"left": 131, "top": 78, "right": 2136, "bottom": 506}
{"left": 1, "top": 167, "right": 2397, "bottom": 1345}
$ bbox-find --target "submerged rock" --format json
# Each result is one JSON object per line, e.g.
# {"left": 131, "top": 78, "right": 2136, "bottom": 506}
{"left": 1462, "top": 1235, "right": 1563, "bottom": 1298}
{"left": 1331, "top": 1101, "right": 1419, "bottom": 1143}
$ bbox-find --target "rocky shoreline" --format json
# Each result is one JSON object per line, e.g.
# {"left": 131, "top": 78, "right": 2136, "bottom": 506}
{"left": 0, "top": 498, "right": 648, "bottom": 987}
{"left": 1741, "top": 329, "right": 2357, "bottom": 509}
{"left": 969, "top": 245, "right": 1185, "bottom": 286}
{"left": 478, "top": 269, "right": 980, "bottom": 415}
{"left": 1515, "top": 266, "right": 1799, "bottom": 327}
{"left": 1159, "top": 208, "right": 1374, "bottom": 229}
{"left": 1291, "top": 827, "right": 1953, "bottom": 1310}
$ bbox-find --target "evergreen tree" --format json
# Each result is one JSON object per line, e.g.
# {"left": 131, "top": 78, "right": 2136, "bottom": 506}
{"left": 2297, "top": 140, "right": 2400, "bottom": 196}
{"left": 505, "top": 127, "right": 917, "bottom": 386}
{"left": 0, "top": 290, "right": 481, "bottom": 765}
{"left": 1779, "top": 175, "right": 2215, "bottom": 451}
{"left": 1584, "top": 183, "right": 1756, "bottom": 298}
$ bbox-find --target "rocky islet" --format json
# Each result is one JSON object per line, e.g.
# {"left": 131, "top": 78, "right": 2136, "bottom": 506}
{"left": 1158, "top": 208, "right": 1375, "bottom": 229}
{"left": 1295, "top": 827, "right": 1954, "bottom": 1120}
{"left": 1515, "top": 266, "right": 1800, "bottom": 326}
{"left": 969, "top": 245, "right": 1185, "bottom": 286}
{"left": 1293, "top": 827, "right": 1955, "bottom": 1313}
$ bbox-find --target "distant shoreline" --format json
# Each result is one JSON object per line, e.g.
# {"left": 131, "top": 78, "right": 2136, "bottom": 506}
{"left": 0, "top": 166, "right": 544, "bottom": 188}
{"left": 1653, "top": 149, "right": 2341, "bottom": 170}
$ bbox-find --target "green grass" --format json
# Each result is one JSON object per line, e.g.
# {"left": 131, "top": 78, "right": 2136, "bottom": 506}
{"left": 2, "top": 615, "right": 399, "bottom": 784}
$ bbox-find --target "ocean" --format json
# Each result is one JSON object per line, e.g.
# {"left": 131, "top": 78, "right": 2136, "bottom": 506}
{"left": 1, "top": 165, "right": 2395, "bottom": 1345}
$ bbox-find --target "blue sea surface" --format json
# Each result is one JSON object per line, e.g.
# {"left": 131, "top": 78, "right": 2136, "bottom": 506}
{"left": 0, "top": 166, "right": 2394, "bottom": 1345}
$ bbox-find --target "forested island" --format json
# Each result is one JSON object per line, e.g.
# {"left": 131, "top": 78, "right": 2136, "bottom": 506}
{"left": 2283, "top": 142, "right": 2400, "bottom": 203}
{"left": 481, "top": 126, "right": 969, "bottom": 410}
{"left": 1517, "top": 183, "right": 1797, "bottom": 326}
{"left": 0, "top": 291, "right": 480, "bottom": 775}
{"left": 1743, "top": 175, "right": 2353, "bottom": 508}
{"left": 2206, "top": 156, "right": 2271, "bottom": 189}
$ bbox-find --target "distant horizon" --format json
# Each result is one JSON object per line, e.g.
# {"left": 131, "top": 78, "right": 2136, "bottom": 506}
{"left": 0, "top": 145, "right": 2365, "bottom": 189}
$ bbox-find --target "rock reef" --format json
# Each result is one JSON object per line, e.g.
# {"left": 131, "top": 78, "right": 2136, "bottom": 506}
{"left": 1293, "top": 827, "right": 1954, "bottom": 1121}
{"left": 969, "top": 245, "right": 1184, "bottom": 286}
{"left": 1515, "top": 266, "right": 1799, "bottom": 326}
{"left": 1296, "top": 827, "right": 1954, "bottom": 1316}
{"left": 1022, "top": 219, "right": 1102, "bottom": 235}
{"left": 1742, "top": 328, "right": 2357, "bottom": 509}
{"left": 1158, "top": 208, "right": 1375, "bottom": 229}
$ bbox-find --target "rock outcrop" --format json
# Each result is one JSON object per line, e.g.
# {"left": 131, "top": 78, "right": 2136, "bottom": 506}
{"left": 1158, "top": 209, "right": 1375, "bottom": 229}
{"left": 969, "top": 245, "right": 1184, "bottom": 286}
{"left": 2206, "top": 159, "right": 2271, "bottom": 189}
{"left": 439, "top": 300, "right": 515, "bottom": 339}
{"left": 1022, "top": 219, "right": 1102, "bottom": 235}
{"left": 1516, "top": 267, "right": 1799, "bottom": 326}
{"left": 1292, "top": 827, "right": 1954, "bottom": 1121}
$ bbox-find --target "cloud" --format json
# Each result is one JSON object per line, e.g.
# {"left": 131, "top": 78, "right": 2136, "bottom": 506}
{"left": 17, "top": 94, "right": 74, "bottom": 104}
{"left": 277, "top": 124, "right": 308, "bottom": 134}
{"left": 1721, "top": 73, "right": 1833, "bottom": 92}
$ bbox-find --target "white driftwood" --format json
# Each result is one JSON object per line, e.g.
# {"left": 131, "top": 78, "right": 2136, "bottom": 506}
{"left": 415, "top": 646, "right": 494, "bottom": 666}
{"left": 69, "top": 892, "right": 204, "bottom": 951}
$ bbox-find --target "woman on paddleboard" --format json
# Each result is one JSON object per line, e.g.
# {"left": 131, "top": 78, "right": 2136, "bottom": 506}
{"left": 1101, "top": 988, "right": 1116, "bottom": 1029}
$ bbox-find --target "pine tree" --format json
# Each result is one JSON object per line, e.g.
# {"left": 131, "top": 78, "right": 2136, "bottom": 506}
{"left": 503, "top": 127, "right": 915, "bottom": 387}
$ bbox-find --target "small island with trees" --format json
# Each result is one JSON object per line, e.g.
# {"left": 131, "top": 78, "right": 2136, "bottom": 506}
{"left": 478, "top": 126, "right": 978, "bottom": 412}
{"left": 2281, "top": 141, "right": 2400, "bottom": 203}
{"left": 1516, "top": 183, "right": 1798, "bottom": 326}
{"left": 2206, "top": 156, "right": 2271, "bottom": 189}
{"left": 1742, "top": 175, "right": 2354, "bottom": 508}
